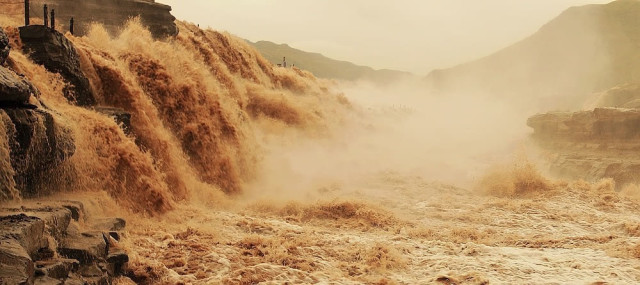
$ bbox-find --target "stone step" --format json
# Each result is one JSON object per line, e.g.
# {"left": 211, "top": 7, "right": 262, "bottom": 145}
{"left": 0, "top": 213, "right": 47, "bottom": 258}
{"left": 35, "top": 258, "right": 79, "bottom": 279}
{"left": 0, "top": 201, "right": 128, "bottom": 284}
{"left": 7, "top": 206, "right": 74, "bottom": 245}
{"left": 57, "top": 201, "right": 85, "bottom": 222}
{"left": 58, "top": 232, "right": 108, "bottom": 265}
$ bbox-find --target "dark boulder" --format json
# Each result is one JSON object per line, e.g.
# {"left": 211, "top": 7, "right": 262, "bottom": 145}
{"left": 19, "top": 25, "right": 95, "bottom": 106}
{"left": 0, "top": 67, "right": 34, "bottom": 106}
{"left": 0, "top": 27, "right": 9, "bottom": 66}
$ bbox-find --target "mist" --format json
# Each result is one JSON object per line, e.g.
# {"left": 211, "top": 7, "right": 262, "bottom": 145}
{"left": 243, "top": 77, "right": 533, "bottom": 203}
{"left": 2, "top": 1, "right": 639, "bottom": 283}
{"left": 163, "top": 0, "right": 610, "bottom": 74}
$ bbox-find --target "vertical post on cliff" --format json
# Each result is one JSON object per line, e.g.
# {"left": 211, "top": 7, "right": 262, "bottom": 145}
{"left": 43, "top": 4, "right": 48, "bottom": 27}
{"left": 50, "top": 9, "right": 55, "bottom": 31}
{"left": 70, "top": 17, "right": 74, "bottom": 35}
{"left": 24, "top": 0, "right": 29, "bottom": 26}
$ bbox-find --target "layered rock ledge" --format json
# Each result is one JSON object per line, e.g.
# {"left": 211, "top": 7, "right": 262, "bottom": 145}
{"left": 19, "top": 25, "right": 96, "bottom": 106}
{"left": 0, "top": 201, "right": 130, "bottom": 284}
{"left": 528, "top": 107, "right": 640, "bottom": 188}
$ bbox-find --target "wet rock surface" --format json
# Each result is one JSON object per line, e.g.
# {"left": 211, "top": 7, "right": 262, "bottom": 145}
{"left": 0, "top": 201, "right": 129, "bottom": 284}
{"left": 1, "top": 108, "right": 76, "bottom": 196}
{"left": 0, "top": 58, "right": 76, "bottom": 199}
{"left": 19, "top": 25, "right": 95, "bottom": 106}
{"left": 0, "top": 67, "right": 35, "bottom": 106}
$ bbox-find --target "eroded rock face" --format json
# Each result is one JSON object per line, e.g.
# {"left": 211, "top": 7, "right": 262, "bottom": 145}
{"left": 0, "top": 239, "right": 34, "bottom": 285}
{"left": 19, "top": 25, "right": 96, "bottom": 106}
{"left": 528, "top": 108, "right": 640, "bottom": 140}
{"left": 0, "top": 65, "right": 75, "bottom": 199}
{"left": 528, "top": 107, "right": 640, "bottom": 188}
{"left": 0, "top": 27, "right": 9, "bottom": 66}
{"left": 2, "top": 108, "right": 76, "bottom": 196}
{"left": 0, "top": 67, "right": 35, "bottom": 106}
{"left": 0, "top": 202, "right": 131, "bottom": 284}
{"left": 29, "top": 0, "right": 177, "bottom": 39}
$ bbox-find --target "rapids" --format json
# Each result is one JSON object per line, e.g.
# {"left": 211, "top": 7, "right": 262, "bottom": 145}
{"left": 1, "top": 12, "right": 640, "bottom": 284}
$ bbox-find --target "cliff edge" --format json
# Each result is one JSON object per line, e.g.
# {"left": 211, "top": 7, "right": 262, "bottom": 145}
{"left": 27, "top": 0, "right": 177, "bottom": 38}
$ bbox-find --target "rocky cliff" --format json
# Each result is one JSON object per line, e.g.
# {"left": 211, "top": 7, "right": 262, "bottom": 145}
{"left": 528, "top": 107, "right": 640, "bottom": 189}
{"left": 27, "top": 0, "right": 177, "bottom": 38}
{"left": 0, "top": 26, "right": 77, "bottom": 201}
{"left": 20, "top": 25, "right": 96, "bottom": 106}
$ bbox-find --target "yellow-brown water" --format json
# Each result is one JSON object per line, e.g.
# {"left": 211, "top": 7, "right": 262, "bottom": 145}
{"left": 1, "top": 12, "right": 640, "bottom": 284}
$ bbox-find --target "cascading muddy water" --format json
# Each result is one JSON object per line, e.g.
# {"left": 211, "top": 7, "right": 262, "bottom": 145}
{"left": 2, "top": 17, "right": 350, "bottom": 214}
{"left": 0, "top": 111, "right": 18, "bottom": 201}
{"left": 4, "top": 7, "right": 640, "bottom": 284}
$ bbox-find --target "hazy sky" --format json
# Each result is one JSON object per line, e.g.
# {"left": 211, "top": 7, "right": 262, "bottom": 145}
{"left": 162, "top": 0, "right": 611, "bottom": 75}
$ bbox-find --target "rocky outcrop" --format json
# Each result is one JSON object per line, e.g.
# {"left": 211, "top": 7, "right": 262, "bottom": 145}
{"left": 528, "top": 108, "right": 640, "bottom": 140}
{"left": 28, "top": 0, "right": 177, "bottom": 39}
{"left": 2, "top": 108, "right": 76, "bottom": 196}
{"left": 19, "top": 25, "right": 96, "bottom": 106}
{"left": 528, "top": 107, "right": 640, "bottom": 188}
{"left": 0, "top": 67, "right": 35, "bottom": 107}
{"left": 0, "top": 201, "right": 131, "bottom": 284}
{"left": 0, "top": 64, "right": 75, "bottom": 199}
{"left": 589, "top": 83, "right": 640, "bottom": 109}
{"left": 0, "top": 28, "right": 9, "bottom": 66}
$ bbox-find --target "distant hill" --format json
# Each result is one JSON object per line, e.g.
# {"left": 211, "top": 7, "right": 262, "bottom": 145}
{"left": 425, "top": 0, "right": 640, "bottom": 111}
{"left": 248, "top": 40, "right": 412, "bottom": 83}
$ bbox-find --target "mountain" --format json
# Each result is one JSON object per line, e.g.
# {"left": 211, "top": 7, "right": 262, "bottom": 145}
{"left": 248, "top": 40, "right": 412, "bottom": 83}
{"left": 425, "top": 0, "right": 640, "bottom": 111}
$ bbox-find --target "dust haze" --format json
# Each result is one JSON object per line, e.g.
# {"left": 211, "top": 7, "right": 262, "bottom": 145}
{"left": 163, "top": 0, "right": 611, "bottom": 74}
{"left": 245, "top": 1, "right": 613, "bottom": 201}
{"left": 2, "top": 1, "right": 640, "bottom": 284}
{"left": 245, "top": 78, "right": 530, "bottom": 203}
